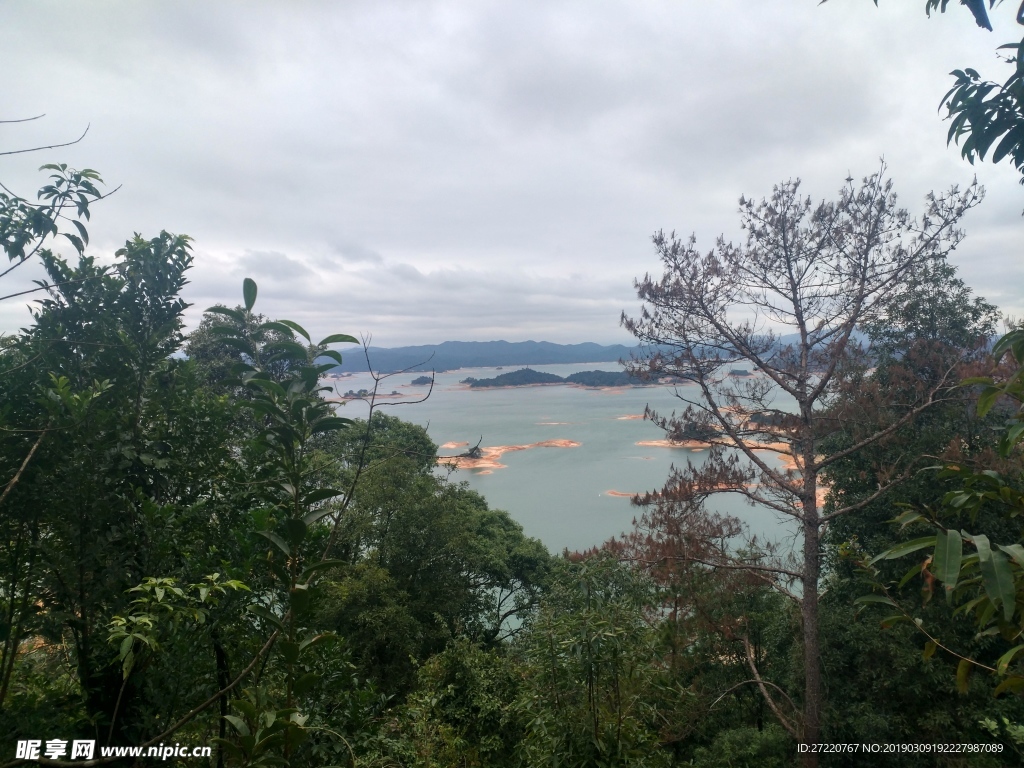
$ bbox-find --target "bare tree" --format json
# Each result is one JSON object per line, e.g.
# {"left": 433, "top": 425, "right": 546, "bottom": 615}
{"left": 622, "top": 167, "right": 983, "bottom": 763}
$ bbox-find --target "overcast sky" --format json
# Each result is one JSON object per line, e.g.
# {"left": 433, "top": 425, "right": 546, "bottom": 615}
{"left": 2, "top": 0, "right": 1021, "bottom": 347}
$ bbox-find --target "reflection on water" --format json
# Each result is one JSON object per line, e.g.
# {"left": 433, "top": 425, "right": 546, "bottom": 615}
{"left": 329, "top": 363, "right": 790, "bottom": 554}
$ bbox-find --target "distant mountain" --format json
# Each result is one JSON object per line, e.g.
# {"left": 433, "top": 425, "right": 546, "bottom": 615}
{"left": 329, "top": 333, "right": 874, "bottom": 374}
{"left": 332, "top": 340, "right": 640, "bottom": 373}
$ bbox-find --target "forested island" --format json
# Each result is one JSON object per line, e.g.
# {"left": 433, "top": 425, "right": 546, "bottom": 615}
{"left": 465, "top": 367, "right": 649, "bottom": 388}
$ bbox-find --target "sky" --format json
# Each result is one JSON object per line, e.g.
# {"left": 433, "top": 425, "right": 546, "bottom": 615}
{"left": 2, "top": 0, "right": 1022, "bottom": 347}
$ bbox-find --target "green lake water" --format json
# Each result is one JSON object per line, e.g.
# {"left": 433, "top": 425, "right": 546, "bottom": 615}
{"left": 331, "top": 363, "right": 791, "bottom": 554}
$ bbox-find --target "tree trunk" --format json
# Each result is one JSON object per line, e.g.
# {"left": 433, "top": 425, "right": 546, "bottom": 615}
{"left": 801, "top": 496, "right": 821, "bottom": 768}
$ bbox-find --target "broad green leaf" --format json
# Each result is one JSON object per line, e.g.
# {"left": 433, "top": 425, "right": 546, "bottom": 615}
{"left": 893, "top": 509, "right": 924, "bottom": 528}
{"left": 992, "top": 329, "right": 1024, "bottom": 362}
{"left": 854, "top": 594, "right": 898, "bottom": 608}
{"left": 869, "top": 535, "right": 936, "bottom": 565}
{"left": 932, "top": 529, "right": 963, "bottom": 587}
{"left": 70, "top": 219, "right": 89, "bottom": 246}
{"left": 300, "top": 559, "right": 347, "bottom": 582}
{"left": 975, "top": 386, "right": 1002, "bottom": 418}
{"left": 996, "top": 644, "right": 1024, "bottom": 676}
{"left": 922, "top": 641, "right": 937, "bottom": 660}
{"left": 976, "top": 534, "right": 1016, "bottom": 621}
{"left": 302, "top": 506, "right": 335, "bottom": 527}
{"left": 259, "top": 321, "right": 297, "bottom": 337}
{"left": 317, "top": 349, "right": 344, "bottom": 366}
{"left": 61, "top": 232, "right": 84, "bottom": 253}
{"left": 205, "top": 306, "right": 246, "bottom": 323}
{"left": 898, "top": 561, "right": 925, "bottom": 589}
{"left": 263, "top": 340, "right": 308, "bottom": 360}
{"left": 276, "top": 319, "right": 311, "bottom": 342}
{"left": 319, "top": 333, "right": 359, "bottom": 345}
{"left": 999, "top": 544, "right": 1024, "bottom": 570}
{"left": 956, "top": 658, "right": 972, "bottom": 694}
{"left": 310, "top": 417, "right": 353, "bottom": 435}
{"left": 298, "top": 632, "right": 336, "bottom": 651}
{"left": 994, "top": 676, "right": 1024, "bottom": 697}
{"left": 301, "top": 488, "right": 342, "bottom": 506}
{"left": 245, "top": 604, "right": 284, "bottom": 630}
{"left": 256, "top": 530, "right": 290, "bottom": 556}
{"left": 223, "top": 715, "right": 250, "bottom": 737}
{"left": 243, "top": 277, "right": 257, "bottom": 311}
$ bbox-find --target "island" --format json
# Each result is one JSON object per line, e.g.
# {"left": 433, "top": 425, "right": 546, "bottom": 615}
{"left": 467, "top": 367, "right": 649, "bottom": 389}
{"left": 410, "top": 375, "right": 433, "bottom": 385}
{"left": 440, "top": 438, "right": 582, "bottom": 471}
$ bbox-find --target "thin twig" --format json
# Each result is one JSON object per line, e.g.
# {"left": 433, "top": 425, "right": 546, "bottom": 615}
{"left": 0, "top": 429, "right": 47, "bottom": 508}
{"left": 0, "top": 124, "right": 89, "bottom": 157}
{"left": 742, "top": 635, "right": 801, "bottom": 739}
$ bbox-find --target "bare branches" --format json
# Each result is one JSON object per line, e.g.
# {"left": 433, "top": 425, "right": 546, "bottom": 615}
{"left": 742, "top": 636, "right": 801, "bottom": 739}
{"left": 621, "top": 167, "right": 984, "bottom": 749}
{"left": 0, "top": 124, "right": 90, "bottom": 158}
{"left": 0, "top": 429, "right": 47, "bottom": 509}
{"left": 0, "top": 115, "right": 46, "bottom": 125}
{"left": 320, "top": 338, "right": 434, "bottom": 559}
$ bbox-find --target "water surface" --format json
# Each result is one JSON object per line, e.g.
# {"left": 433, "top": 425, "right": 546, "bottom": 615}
{"left": 332, "top": 363, "right": 788, "bottom": 553}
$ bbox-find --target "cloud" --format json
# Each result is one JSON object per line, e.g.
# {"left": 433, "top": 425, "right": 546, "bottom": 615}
{"left": 329, "top": 242, "right": 383, "bottom": 265}
{"left": 237, "top": 250, "right": 314, "bottom": 281}
{"left": 2, "top": 0, "right": 1020, "bottom": 345}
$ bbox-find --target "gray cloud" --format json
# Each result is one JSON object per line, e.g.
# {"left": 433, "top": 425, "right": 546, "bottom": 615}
{"left": 2, "top": 0, "right": 1020, "bottom": 345}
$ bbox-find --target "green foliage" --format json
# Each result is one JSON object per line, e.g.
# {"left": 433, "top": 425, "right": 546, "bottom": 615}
{"left": 831, "top": 1, "right": 1024, "bottom": 184}
{"left": 944, "top": 41, "right": 1024, "bottom": 185}
{"left": 516, "top": 555, "right": 670, "bottom": 768}
{"left": 0, "top": 163, "right": 103, "bottom": 270}
{"left": 851, "top": 327, "right": 1024, "bottom": 717}
{"left": 316, "top": 412, "right": 551, "bottom": 696}
{"left": 108, "top": 575, "right": 248, "bottom": 679}
{"left": 395, "top": 639, "right": 525, "bottom": 768}
{"left": 687, "top": 725, "right": 791, "bottom": 768}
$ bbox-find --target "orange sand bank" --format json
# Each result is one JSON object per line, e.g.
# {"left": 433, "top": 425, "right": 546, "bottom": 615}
{"left": 635, "top": 439, "right": 709, "bottom": 450}
{"left": 441, "top": 439, "right": 581, "bottom": 471}
{"left": 440, "top": 441, "right": 468, "bottom": 449}
{"left": 605, "top": 490, "right": 639, "bottom": 498}
{"left": 616, "top": 414, "right": 645, "bottom": 420}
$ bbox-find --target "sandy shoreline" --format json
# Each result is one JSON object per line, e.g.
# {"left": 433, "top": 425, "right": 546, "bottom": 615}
{"left": 635, "top": 439, "right": 709, "bottom": 450}
{"left": 440, "top": 439, "right": 581, "bottom": 470}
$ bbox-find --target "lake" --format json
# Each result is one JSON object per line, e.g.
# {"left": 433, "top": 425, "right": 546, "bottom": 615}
{"left": 330, "top": 363, "right": 791, "bottom": 554}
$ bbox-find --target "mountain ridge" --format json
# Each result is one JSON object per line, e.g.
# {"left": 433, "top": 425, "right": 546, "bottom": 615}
{"left": 332, "top": 340, "right": 639, "bottom": 373}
